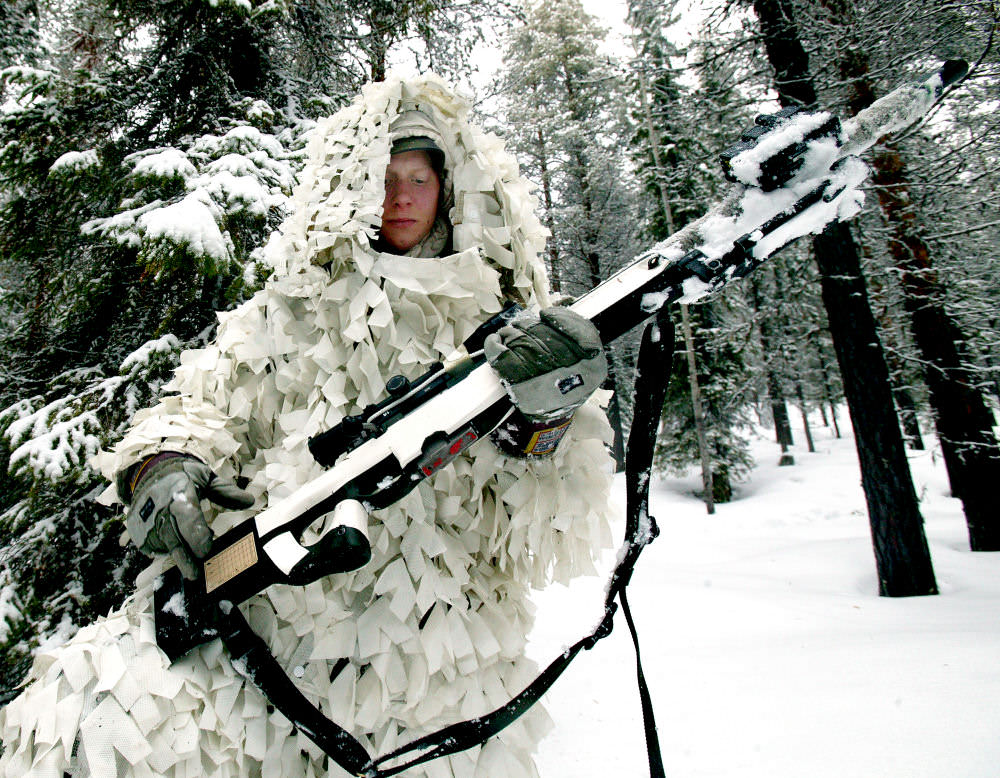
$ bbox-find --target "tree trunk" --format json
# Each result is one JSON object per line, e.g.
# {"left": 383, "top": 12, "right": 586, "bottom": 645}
{"left": 893, "top": 387, "right": 925, "bottom": 451}
{"left": 753, "top": 0, "right": 818, "bottom": 107}
{"left": 834, "top": 38, "right": 1000, "bottom": 549}
{"left": 808, "top": 330, "right": 842, "bottom": 438}
{"left": 536, "top": 126, "right": 562, "bottom": 293}
{"left": 752, "top": 0, "right": 937, "bottom": 595}
{"left": 750, "top": 277, "right": 795, "bottom": 464}
{"left": 795, "top": 382, "right": 816, "bottom": 453}
{"left": 869, "top": 145, "right": 1000, "bottom": 549}
{"left": 769, "top": 374, "right": 795, "bottom": 465}
{"left": 638, "top": 67, "right": 677, "bottom": 234}
{"left": 813, "top": 223, "right": 937, "bottom": 595}
{"left": 771, "top": 265, "right": 801, "bottom": 460}
{"left": 681, "top": 304, "right": 715, "bottom": 514}
{"left": 529, "top": 77, "right": 562, "bottom": 293}
{"left": 639, "top": 67, "right": 721, "bottom": 491}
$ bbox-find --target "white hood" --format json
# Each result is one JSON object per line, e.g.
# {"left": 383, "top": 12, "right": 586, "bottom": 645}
{"left": 265, "top": 72, "right": 551, "bottom": 308}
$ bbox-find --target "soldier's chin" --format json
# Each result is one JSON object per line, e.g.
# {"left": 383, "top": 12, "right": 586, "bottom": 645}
{"left": 383, "top": 228, "right": 425, "bottom": 252}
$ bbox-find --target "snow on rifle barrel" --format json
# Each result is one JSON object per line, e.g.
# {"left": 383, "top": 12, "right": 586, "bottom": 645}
{"left": 154, "top": 59, "right": 968, "bottom": 660}
{"left": 576, "top": 58, "right": 968, "bottom": 336}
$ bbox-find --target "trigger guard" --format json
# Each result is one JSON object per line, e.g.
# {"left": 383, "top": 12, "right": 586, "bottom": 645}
{"left": 263, "top": 500, "right": 372, "bottom": 584}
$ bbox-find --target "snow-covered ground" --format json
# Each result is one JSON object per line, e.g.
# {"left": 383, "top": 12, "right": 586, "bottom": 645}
{"left": 530, "top": 418, "right": 1000, "bottom": 777}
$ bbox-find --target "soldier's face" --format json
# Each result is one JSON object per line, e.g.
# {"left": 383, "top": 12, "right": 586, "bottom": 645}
{"left": 381, "top": 150, "right": 441, "bottom": 253}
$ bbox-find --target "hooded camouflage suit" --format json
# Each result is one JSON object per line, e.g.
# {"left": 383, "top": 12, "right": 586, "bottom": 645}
{"left": 0, "top": 73, "right": 617, "bottom": 778}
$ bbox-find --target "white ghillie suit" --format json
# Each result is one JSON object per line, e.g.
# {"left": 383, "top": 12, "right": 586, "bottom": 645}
{"left": 0, "top": 73, "right": 617, "bottom": 777}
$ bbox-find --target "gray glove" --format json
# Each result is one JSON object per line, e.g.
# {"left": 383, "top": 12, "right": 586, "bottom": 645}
{"left": 122, "top": 453, "right": 254, "bottom": 579}
{"left": 484, "top": 307, "right": 607, "bottom": 421}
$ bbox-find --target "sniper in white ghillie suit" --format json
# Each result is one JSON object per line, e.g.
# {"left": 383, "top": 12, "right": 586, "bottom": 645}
{"left": 0, "top": 73, "right": 617, "bottom": 777}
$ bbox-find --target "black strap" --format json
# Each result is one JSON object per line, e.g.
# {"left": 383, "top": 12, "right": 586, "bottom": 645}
{"left": 219, "top": 311, "right": 675, "bottom": 778}
{"left": 217, "top": 604, "right": 372, "bottom": 775}
{"left": 618, "top": 309, "right": 674, "bottom": 778}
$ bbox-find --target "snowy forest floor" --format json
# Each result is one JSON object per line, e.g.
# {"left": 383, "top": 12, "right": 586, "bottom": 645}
{"left": 528, "top": 415, "right": 1000, "bottom": 778}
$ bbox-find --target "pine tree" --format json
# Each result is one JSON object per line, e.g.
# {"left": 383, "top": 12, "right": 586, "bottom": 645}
{"left": 0, "top": 0, "right": 297, "bottom": 693}
{"left": 499, "top": 0, "right": 635, "bottom": 295}
{"left": 0, "top": 0, "right": 507, "bottom": 695}
{"left": 0, "top": 0, "right": 38, "bottom": 73}
{"left": 630, "top": 3, "right": 757, "bottom": 501}
{"left": 0, "top": 0, "right": 299, "bottom": 399}
{"left": 497, "top": 0, "right": 638, "bottom": 465}
{"left": 0, "top": 58, "right": 119, "bottom": 397}
{"left": 656, "top": 297, "right": 756, "bottom": 503}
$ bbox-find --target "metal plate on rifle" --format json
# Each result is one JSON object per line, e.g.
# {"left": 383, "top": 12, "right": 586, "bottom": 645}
{"left": 204, "top": 533, "right": 257, "bottom": 593}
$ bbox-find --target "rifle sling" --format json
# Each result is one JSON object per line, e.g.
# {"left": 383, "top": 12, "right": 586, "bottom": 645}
{"left": 218, "top": 310, "right": 675, "bottom": 778}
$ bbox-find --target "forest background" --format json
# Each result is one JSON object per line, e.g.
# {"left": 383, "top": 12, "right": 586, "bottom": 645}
{"left": 0, "top": 0, "right": 996, "bottom": 701}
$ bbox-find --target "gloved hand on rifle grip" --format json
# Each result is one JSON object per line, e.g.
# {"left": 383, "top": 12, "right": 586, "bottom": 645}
{"left": 485, "top": 307, "right": 607, "bottom": 451}
{"left": 119, "top": 453, "right": 254, "bottom": 580}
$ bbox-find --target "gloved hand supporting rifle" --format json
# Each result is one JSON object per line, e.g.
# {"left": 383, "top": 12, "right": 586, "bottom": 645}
{"left": 485, "top": 306, "right": 607, "bottom": 457}
{"left": 117, "top": 453, "right": 255, "bottom": 579}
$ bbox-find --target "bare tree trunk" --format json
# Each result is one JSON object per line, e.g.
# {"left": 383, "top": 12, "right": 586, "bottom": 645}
{"left": 749, "top": 276, "right": 795, "bottom": 464}
{"left": 753, "top": 0, "right": 937, "bottom": 596}
{"left": 893, "top": 387, "right": 925, "bottom": 451}
{"left": 769, "top": 373, "right": 795, "bottom": 465}
{"left": 808, "top": 329, "right": 842, "bottom": 438}
{"left": 795, "top": 382, "right": 816, "bottom": 453}
{"left": 529, "top": 78, "right": 562, "bottom": 293}
{"left": 829, "top": 403, "right": 841, "bottom": 438}
{"left": 639, "top": 68, "right": 717, "bottom": 504}
{"left": 814, "top": 221, "right": 937, "bottom": 595}
{"left": 681, "top": 304, "right": 715, "bottom": 514}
